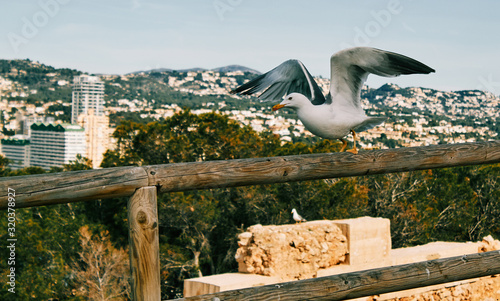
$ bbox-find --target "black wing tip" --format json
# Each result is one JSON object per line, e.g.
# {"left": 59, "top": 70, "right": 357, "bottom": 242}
{"left": 413, "top": 64, "right": 435, "bottom": 75}
{"left": 386, "top": 51, "right": 436, "bottom": 75}
{"left": 230, "top": 86, "right": 261, "bottom": 96}
{"left": 230, "top": 89, "right": 251, "bottom": 96}
{"left": 409, "top": 65, "right": 435, "bottom": 75}
{"left": 230, "top": 83, "right": 254, "bottom": 95}
{"left": 415, "top": 63, "right": 436, "bottom": 74}
{"left": 229, "top": 73, "right": 268, "bottom": 96}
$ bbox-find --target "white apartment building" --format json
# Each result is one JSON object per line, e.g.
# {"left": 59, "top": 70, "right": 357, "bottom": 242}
{"left": 30, "top": 123, "right": 86, "bottom": 170}
{"left": 0, "top": 136, "right": 30, "bottom": 170}
{"left": 71, "top": 75, "right": 105, "bottom": 124}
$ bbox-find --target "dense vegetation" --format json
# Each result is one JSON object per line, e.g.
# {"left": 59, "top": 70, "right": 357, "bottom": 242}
{"left": 1, "top": 110, "right": 499, "bottom": 300}
{"left": 0, "top": 59, "right": 81, "bottom": 107}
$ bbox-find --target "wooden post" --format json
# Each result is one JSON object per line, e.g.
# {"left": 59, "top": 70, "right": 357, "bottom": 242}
{"left": 128, "top": 186, "right": 161, "bottom": 301}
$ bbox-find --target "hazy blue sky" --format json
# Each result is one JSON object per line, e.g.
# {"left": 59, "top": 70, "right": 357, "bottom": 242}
{"left": 1, "top": 0, "right": 499, "bottom": 93}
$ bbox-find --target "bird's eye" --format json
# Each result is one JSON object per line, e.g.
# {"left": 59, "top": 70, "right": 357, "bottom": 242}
{"left": 288, "top": 97, "right": 292, "bottom": 100}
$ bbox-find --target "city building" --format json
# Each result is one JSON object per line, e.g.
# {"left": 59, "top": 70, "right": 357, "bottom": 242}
{"left": 71, "top": 75, "right": 105, "bottom": 124}
{"left": 30, "top": 123, "right": 86, "bottom": 170}
{"left": 77, "top": 109, "right": 110, "bottom": 168}
{"left": 23, "top": 115, "right": 55, "bottom": 136}
{"left": 0, "top": 135, "right": 30, "bottom": 170}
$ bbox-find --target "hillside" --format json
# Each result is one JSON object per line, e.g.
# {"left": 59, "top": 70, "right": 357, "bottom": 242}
{"left": 126, "top": 64, "right": 261, "bottom": 75}
{"left": 1, "top": 58, "right": 499, "bottom": 147}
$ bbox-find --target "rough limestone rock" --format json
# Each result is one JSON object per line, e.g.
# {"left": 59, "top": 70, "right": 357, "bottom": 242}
{"left": 234, "top": 221, "right": 348, "bottom": 281}
{"left": 478, "top": 235, "right": 500, "bottom": 252}
{"left": 382, "top": 275, "right": 500, "bottom": 301}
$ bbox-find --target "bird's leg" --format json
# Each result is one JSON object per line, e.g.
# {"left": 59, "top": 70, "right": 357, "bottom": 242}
{"left": 346, "top": 130, "right": 359, "bottom": 154}
{"left": 339, "top": 139, "right": 348, "bottom": 152}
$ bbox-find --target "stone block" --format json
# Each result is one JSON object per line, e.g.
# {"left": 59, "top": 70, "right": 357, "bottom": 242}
{"left": 391, "top": 241, "right": 479, "bottom": 265}
{"left": 183, "top": 273, "right": 279, "bottom": 297}
{"left": 234, "top": 221, "right": 348, "bottom": 281}
{"left": 333, "top": 216, "right": 391, "bottom": 265}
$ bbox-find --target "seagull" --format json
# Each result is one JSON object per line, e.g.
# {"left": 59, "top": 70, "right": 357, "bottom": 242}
{"left": 291, "top": 208, "right": 306, "bottom": 223}
{"left": 230, "top": 47, "right": 435, "bottom": 153}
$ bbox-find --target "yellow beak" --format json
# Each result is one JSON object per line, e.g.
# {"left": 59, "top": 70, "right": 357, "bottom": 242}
{"left": 272, "top": 104, "right": 286, "bottom": 111}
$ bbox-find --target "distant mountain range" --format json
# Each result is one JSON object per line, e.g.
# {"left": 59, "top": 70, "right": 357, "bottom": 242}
{"left": 128, "top": 64, "right": 261, "bottom": 75}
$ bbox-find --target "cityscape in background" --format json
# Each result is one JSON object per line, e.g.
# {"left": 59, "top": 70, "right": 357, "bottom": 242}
{"left": 1, "top": 73, "right": 110, "bottom": 170}
{"left": 0, "top": 59, "right": 499, "bottom": 170}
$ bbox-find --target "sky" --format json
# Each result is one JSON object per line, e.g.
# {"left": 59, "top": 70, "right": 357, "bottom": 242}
{"left": 1, "top": 0, "right": 500, "bottom": 93}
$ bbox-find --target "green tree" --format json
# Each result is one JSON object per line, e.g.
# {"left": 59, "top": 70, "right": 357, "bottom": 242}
{"left": 0, "top": 155, "right": 11, "bottom": 177}
{"left": 63, "top": 154, "right": 93, "bottom": 171}
{"left": 0, "top": 154, "right": 101, "bottom": 300}
{"left": 0, "top": 203, "right": 89, "bottom": 300}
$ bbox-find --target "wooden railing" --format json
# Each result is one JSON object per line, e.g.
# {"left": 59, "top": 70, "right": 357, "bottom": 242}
{"left": 176, "top": 251, "right": 500, "bottom": 301}
{"left": 1, "top": 140, "right": 500, "bottom": 300}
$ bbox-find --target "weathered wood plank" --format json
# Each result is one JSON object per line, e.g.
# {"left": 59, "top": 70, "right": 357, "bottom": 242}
{"left": 1, "top": 141, "right": 499, "bottom": 209}
{"left": 128, "top": 186, "right": 161, "bottom": 301}
{"left": 147, "top": 140, "right": 500, "bottom": 193}
{"left": 174, "top": 250, "right": 500, "bottom": 301}
{"left": 0, "top": 166, "right": 148, "bottom": 209}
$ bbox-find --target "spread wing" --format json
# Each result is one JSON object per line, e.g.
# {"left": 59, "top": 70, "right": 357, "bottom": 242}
{"left": 230, "top": 59, "right": 327, "bottom": 105}
{"left": 329, "top": 47, "right": 435, "bottom": 110}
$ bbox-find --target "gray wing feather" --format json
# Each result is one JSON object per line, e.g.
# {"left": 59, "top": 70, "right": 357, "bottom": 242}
{"left": 330, "top": 47, "right": 435, "bottom": 110}
{"left": 231, "top": 59, "right": 327, "bottom": 105}
{"left": 353, "top": 116, "right": 387, "bottom": 132}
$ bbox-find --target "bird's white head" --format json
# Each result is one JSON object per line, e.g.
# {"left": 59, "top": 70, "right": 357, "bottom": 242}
{"left": 272, "top": 93, "right": 310, "bottom": 111}
{"left": 291, "top": 208, "right": 297, "bottom": 214}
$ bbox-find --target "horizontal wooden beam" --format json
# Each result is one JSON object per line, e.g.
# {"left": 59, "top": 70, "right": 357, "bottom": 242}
{"left": 147, "top": 140, "right": 500, "bottom": 193}
{"left": 1, "top": 140, "right": 499, "bottom": 210}
{"left": 175, "top": 250, "right": 500, "bottom": 301}
{"left": 0, "top": 166, "right": 148, "bottom": 209}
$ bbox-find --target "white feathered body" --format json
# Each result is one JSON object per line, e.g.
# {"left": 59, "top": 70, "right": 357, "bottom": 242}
{"left": 297, "top": 103, "right": 368, "bottom": 139}
{"left": 291, "top": 208, "right": 306, "bottom": 223}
